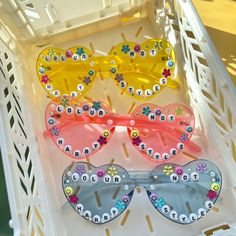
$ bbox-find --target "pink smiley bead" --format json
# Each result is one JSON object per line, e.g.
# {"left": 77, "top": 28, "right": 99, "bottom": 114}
{"left": 175, "top": 167, "right": 183, "bottom": 175}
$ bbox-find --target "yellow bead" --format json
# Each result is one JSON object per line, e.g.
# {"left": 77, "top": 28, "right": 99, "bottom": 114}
{"left": 211, "top": 183, "right": 220, "bottom": 192}
{"left": 102, "top": 129, "right": 110, "bottom": 138}
{"left": 131, "top": 130, "right": 139, "bottom": 138}
{"left": 65, "top": 187, "right": 73, "bottom": 196}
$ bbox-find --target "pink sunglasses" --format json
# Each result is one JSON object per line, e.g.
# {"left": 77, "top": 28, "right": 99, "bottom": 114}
{"left": 45, "top": 96, "right": 200, "bottom": 162}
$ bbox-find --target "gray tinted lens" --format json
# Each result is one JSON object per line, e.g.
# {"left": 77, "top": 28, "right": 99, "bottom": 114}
{"left": 62, "top": 162, "right": 134, "bottom": 224}
{"left": 147, "top": 159, "right": 221, "bottom": 224}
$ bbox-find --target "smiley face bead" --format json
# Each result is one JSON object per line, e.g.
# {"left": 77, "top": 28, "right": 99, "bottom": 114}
{"left": 131, "top": 130, "right": 139, "bottom": 138}
{"left": 211, "top": 183, "right": 220, "bottom": 192}
{"left": 102, "top": 130, "right": 110, "bottom": 138}
{"left": 65, "top": 187, "right": 74, "bottom": 196}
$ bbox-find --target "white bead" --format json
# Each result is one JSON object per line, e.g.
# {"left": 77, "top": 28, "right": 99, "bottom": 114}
{"left": 124, "top": 185, "right": 129, "bottom": 190}
{"left": 159, "top": 114, "right": 166, "bottom": 121}
{"left": 127, "top": 86, "right": 134, "bottom": 94}
{"left": 181, "top": 173, "right": 189, "bottom": 182}
{"left": 53, "top": 90, "right": 60, "bottom": 97}
{"left": 170, "top": 173, "right": 179, "bottom": 183}
{"left": 70, "top": 91, "right": 77, "bottom": 98}
{"left": 93, "top": 215, "right": 101, "bottom": 223}
{"left": 150, "top": 184, "right": 155, "bottom": 190}
{"left": 81, "top": 174, "right": 89, "bottom": 182}
{"left": 73, "top": 150, "right": 81, "bottom": 158}
{"left": 179, "top": 214, "right": 189, "bottom": 224}
{"left": 160, "top": 77, "right": 167, "bottom": 85}
{"left": 77, "top": 84, "right": 84, "bottom": 91}
{"left": 97, "top": 109, "right": 105, "bottom": 117}
{"left": 83, "top": 210, "right": 92, "bottom": 219}
{"left": 189, "top": 213, "right": 198, "bottom": 222}
{"left": 92, "top": 142, "right": 100, "bottom": 150}
{"left": 148, "top": 113, "right": 156, "bottom": 121}
{"left": 71, "top": 172, "right": 79, "bottom": 181}
{"left": 146, "top": 148, "right": 154, "bottom": 157}
{"left": 162, "top": 205, "right": 170, "bottom": 214}
{"left": 129, "top": 120, "right": 135, "bottom": 126}
{"left": 139, "top": 142, "right": 146, "bottom": 150}
{"left": 66, "top": 106, "right": 74, "bottom": 114}
{"left": 46, "top": 84, "right": 53, "bottom": 90}
{"left": 67, "top": 171, "right": 72, "bottom": 176}
{"left": 107, "top": 119, "right": 113, "bottom": 125}
{"left": 153, "top": 84, "right": 160, "bottom": 92}
{"left": 169, "top": 210, "right": 178, "bottom": 220}
{"left": 90, "top": 174, "right": 98, "bottom": 183}
{"left": 205, "top": 200, "right": 213, "bottom": 209}
{"left": 136, "top": 89, "right": 143, "bottom": 96}
{"left": 170, "top": 148, "right": 177, "bottom": 156}
{"left": 128, "top": 50, "right": 136, "bottom": 58}
{"left": 75, "top": 204, "right": 84, "bottom": 212}
{"left": 198, "top": 208, "right": 206, "bottom": 218}
{"left": 177, "top": 143, "right": 184, "bottom": 150}
{"left": 210, "top": 171, "right": 216, "bottom": 177}
{"left": 119, "top": 81, "right": 127, "bottom": 88}
{"left": 53, "top": 55, "right": 59, "bottom": 61}
{"left": 167, "top": 114, "right": 175, "bottom": 122}
{"left": 113, "top": 175, "right": 121, "bottom": 183}
{"left": 64, "top": 145, "right": 72, "bottom": 153}
{"left": 103, "top": 175, "right": 111, "bottom": 183}
{"left": 153, "top": 152, "right": 161, "bottom": 160}
{"left": 162, "top": 153, "right": 170, "bottom": 160}
{"left": 149, "top": 49, "right": 157, "bottom": 56}
{"left": 191, "top": 172, "right": 199, "bottom": 181}
{"left": 56, "top": 105, "right": 64, "bottom": 113}
{"left": 72, "top": 54, "right": 79, "bottom": 61}
{"left": 145, "top": 89, "right": 152, "bottom": 96}
{"left": 89, "top": 108, "right": 96, "bottom": 116}
{"left": 80, "top": 54, "right": 88, "bottom": 61}
{"left": 83, "top": 147, "right": 91, "bottom": 155}
{"left": 140, "top": 50, "right": 146, "bottom": 57}
{"left": 75, "top": 107, "right": 83, "bottom": 115}
{"left": 102, "top": 213, "right": 110, "bottom": 223}
{"left": 57, "top": 138, "right": 65, "bottom": 145}
{"left": 110, "top": 207, "right": 119, "bottom": 217}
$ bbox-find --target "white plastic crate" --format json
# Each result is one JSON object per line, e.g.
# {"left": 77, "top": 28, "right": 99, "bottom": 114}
{"left": 0, "top": 0, "right": 236, "bottom": 235}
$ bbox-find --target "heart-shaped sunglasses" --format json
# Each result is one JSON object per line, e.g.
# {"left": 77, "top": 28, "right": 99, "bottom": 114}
{"left": 62, "top": 159, "right": 221, "bottom": 224}
{"left": 37, "top": 38, "right": 176, "bottom": 100}
{"left": 45, "top": 97, "right": 200, "bottom": 162}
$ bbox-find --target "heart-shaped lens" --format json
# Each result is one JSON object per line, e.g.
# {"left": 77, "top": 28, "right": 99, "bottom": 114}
{"left": 147, "top": 160, "right": 221, "bottom": 224}
{"left": 45, "top": 97, "right": 114, "bottom": 159}
{"left": 129, "top": 103, "right": 194, "bottom": 162}
{"left": 36, "top": 46, "right": 96, "bottom": 98}
{"left": 109, "top": 38, "right": 176, "bottom": 100}
{"left": 62, "top": 162, "right": 134, "bottom": 224}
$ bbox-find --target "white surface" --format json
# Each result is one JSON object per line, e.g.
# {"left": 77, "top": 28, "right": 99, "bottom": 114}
{"left": 0, "top": 0, "right": 236, "bottom": 235}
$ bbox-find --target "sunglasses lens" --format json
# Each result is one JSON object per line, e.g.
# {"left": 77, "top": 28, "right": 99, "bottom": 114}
{"left": 37, "top": 46, "right": 96, "bottom": 98}
{"left": 147, "top": 160, "right": 221, "bottom": 224}
{"left": 130, "top": 103, "right": 194, "bottom": 162}
{"left": 110, "top": 39, "right": 175, "bottom": 100}
{"left": 62, "top": 162, "right": 134, "bottom": 224}
{"left": 45, "top": 98, "right": 114, "bottom": 159}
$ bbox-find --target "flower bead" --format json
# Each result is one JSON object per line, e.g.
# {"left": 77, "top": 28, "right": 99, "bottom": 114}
{"left": 180, "top": 133, "right": 188, "bottom": 142}
{"left": 107, "top": 166, "right": 118, "bottom": 177}
{"left": 121, "top": 45, "right": 130, "bottom": 54}
{"left": 163, "top": 165, "right": 174, "bottom": 176}
{"left": 115, "top": 74, "right": 124, "bottom": 82}
{"left": 162, "top": 68, "right": 171, "bottom": 78}
{"left": 76, "top": 47, "right": 85, "bottom": 56}
{"left": 207, "top": 190, "right": 218, "bottom": 200}
{"left": 97, "top": 135, "right": 107, "bottom": 145}
{"left": 75, "top": 165, "right": 86, "bottom": 176}
{"left": 92, "top": 101, "right": 101, "bottom": 111}
{"left": 196, "top": 163, "right": 207, "bottom": 173}
{"left": 41, "top": 75, "right": 49, "bottom": 84}
{"left": 50, "top": 126, "right": 60, "bottom": 136}
{"left": 142, "top": 106, "right": 151, "bottom": 116}
{"left": 69, "top": 194, "right": 78, "bottom": 204}
{"left": 132, "top": 136, "right": 142, "bottom": 146}
{"left": 60, "top": 97, "right": 70, "bottom": 107}
{"left": 154, "top": 197, "right": 166, "bottom": 208}
{"left": 115, "top": 200, "right": 126, "bottom": 212}
{"left": 175, "top": 107, "right": 183, "bottom": 116}
{"left": 83, "top": 76, "right": 92, "bottom": 85}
